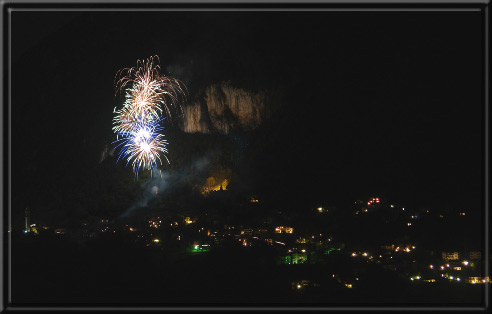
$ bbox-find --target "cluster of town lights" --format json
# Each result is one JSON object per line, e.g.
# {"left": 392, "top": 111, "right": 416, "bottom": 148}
{"left": 367, "top": 197, "right": 380, "bottom": 205}
{"left": 395, "top": 245, "right": 415, "bottom": 253}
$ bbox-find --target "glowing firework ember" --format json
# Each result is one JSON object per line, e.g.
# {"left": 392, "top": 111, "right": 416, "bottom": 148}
{"left": 112, "top": 56, "right": 185, "bottom": 178}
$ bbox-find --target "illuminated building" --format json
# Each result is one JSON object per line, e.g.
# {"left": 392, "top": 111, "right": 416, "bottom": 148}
{"left": 274, "top": 226, "right": 294, "bottom": 234}
{"left": 29, "top": 224, "right": 38, "bottom": 234}
{"left": 442, "top": 252, "right": 460, "bottom": 261}
{"left": 191, "top": 242, "right": 211, "bottom": 253}
{"left": 240, "top": 228, "right": 253, "bottom": 236}
{"left": 291, "top": 280, "right": 312, "bottom": 290}
{"left": 381, "top": 244, "right": 395, "bottom": 251}
{"left": 468, "top": 277, "right": 490, "bottom": 284}
{"left": 283, "top": 250, "right": 308, "bottom": 264}
{"left": 324, "top": 247, "right": 341, "bottom": 255}
{"left": 469, "top": 251, "right": 481, "bottom": 260}
{"left": 202, "top": 177, "right": 229, "bottom": 193}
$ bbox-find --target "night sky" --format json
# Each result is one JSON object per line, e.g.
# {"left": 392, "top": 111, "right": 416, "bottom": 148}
{"left": 10, "top": 10, "right": 482, "bottom": 226}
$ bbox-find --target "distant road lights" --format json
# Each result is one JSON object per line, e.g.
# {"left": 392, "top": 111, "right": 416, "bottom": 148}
{"left": 463, "top": 261, "right": 469, "bottom": 266}
{"left": 430, "top": 265, "right": 434, "bottom": 269}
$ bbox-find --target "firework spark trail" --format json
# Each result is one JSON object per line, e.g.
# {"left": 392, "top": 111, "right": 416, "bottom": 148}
{"left": 112, "top": 56, "right": 186, "bottom": 178}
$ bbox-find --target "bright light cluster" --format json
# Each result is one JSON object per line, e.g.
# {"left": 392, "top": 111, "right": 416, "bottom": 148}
{"left": 367, "top": 197, "right": 380, "bottom": 205}
{"left": 112, "top": 56, "right": 185, "bottom": 178}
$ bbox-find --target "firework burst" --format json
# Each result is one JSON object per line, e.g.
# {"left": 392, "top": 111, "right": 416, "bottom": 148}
{"left": 112, "top": 56, "right": 186, "bottom": 178}
{"left": 115, "top": 55, "right": 185, "bottom": 121}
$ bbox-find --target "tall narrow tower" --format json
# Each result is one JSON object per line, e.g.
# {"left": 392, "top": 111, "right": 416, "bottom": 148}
{"left": 25, "top": 208, "right": 30, "bottom": 233}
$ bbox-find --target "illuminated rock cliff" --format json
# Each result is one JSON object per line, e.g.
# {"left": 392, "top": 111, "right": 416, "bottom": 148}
{"left": 181, "top": 81, "right": 281, "bottom": 134}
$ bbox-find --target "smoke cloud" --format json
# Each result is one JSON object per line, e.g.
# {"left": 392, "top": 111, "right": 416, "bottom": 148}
{"left": 118, "top": 154, "right": 214, "bottom": 218}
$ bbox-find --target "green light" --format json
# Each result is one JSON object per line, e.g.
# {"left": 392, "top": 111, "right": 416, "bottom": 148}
{"left": 191, "top": 244, "right": 210, "bottom": 253}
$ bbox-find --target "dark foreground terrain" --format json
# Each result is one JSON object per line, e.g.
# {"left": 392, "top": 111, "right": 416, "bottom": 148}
{"left": 11, "top": 232, "right": 482, "bottom": 307}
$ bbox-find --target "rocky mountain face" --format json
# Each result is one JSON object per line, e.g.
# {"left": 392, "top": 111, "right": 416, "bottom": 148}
{"left": 181, "top": 81, "right": 282, "bottom": 134}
